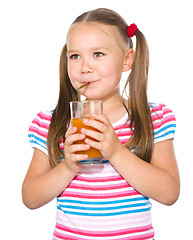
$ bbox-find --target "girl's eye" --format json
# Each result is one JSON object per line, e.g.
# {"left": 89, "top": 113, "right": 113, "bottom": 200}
{"left": 70, "top": 54, "right": 80, "bottom": 60}
{"left": 94, "top": 52, "right": 104, "bottom": 58}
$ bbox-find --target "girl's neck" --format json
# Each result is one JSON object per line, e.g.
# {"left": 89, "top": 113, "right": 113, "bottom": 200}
{"left": 102, "top": 92, "right": 128, "bottom": 124}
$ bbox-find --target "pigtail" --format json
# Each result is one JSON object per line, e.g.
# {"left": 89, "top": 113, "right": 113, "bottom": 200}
{"left": 124, "top": 30, "right": 154, "bottom": 163}
{"left": 47, "top": 44, "right": 77, "bottom": 167}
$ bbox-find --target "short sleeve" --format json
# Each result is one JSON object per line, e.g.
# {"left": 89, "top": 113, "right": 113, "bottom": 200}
{"left": 151, "top": 103, "right": 176, "bottom": 143}
{"left": 28, "top": 110, "right": 52, "bottom": 155}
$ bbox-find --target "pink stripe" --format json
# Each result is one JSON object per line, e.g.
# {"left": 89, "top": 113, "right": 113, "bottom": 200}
{"left": 37, "top": 111, "right": 52, "bottom": 121}
{"left": 151, "top": 104, "right": 174, "bottom": 118}
{"left": 121, "top": 139, "right": 128, "bottom": 145}
{"left": 53, "top": 232, "right": 154, "bottom": 240}
{"left": 29, "top": 126, "right": 48, "bottom": 138}
{"left": 152, "top": 115, "right": 164, "bottom": 122}
{"left": 55, "top": 223, "right": 153, "bottom": 237}
{"left": 115, "top": 116, "right": 174, "bottom": 136}
{"left": 53, "top": 231, "right": 154, "bottom": 240}
{"left": 53, "top": 231, "right": 84, "bottom": 240}
{"left": 153, "top": 114, "right": 175, "bottom": 126}
{"left": 73, "top": 175, "right": 126, "bottom": 183}
{"left": 163, "top": 107, "right": 173, "bottom": 114}
{"left": 117, "top": 130, "right": 133, "bottom": 137}
{"left": 32, "top": 118, "right": 50, "bottom": 129}
{"left": 123, "top": 233, "right": 154, "bottom": 240}
{"left": 114, "top": 123, "right": 131, "bottom": 131}
{"left": 151, "top": 103, "right": 165, "bottom": 112}
{"left": 163, "top": 115, "right": 176, "bottom": 124}
{"left": 153, "top": 121, "right": 162, "bottom": 129}
{"left": 67, "top": 182, "right": 131, "bottom": 191}
{"left": 152, "top": 115, "right": 175, "bottom": 130}
{"left": 59, "top": 190, "right": 139, "bottom": 199}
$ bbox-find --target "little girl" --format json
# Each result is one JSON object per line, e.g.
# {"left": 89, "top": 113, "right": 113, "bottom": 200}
{"left": 22, "top": 8, "right": 180, "bottom": 239}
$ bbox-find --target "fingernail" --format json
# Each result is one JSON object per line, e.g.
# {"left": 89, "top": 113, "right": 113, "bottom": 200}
{"left": 81, "top": 128, "right": 86, "bottom": 133}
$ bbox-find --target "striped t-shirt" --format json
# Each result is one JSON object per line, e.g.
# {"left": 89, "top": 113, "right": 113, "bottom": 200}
{"left": 28, "top": 103, "right": 176, "bottom": 240}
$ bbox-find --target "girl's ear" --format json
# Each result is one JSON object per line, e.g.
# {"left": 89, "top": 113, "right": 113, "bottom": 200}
{"left": 123, "top": 49, "right": 135, "bottom": 72}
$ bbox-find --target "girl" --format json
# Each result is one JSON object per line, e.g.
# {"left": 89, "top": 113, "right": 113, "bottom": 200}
{"left": 22, "top": 8, "right": 180, "bottom": 239}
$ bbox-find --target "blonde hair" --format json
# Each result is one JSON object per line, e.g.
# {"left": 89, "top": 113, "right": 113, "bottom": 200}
{"left": 47, "top": 8, "right": 154, "bottom": 167}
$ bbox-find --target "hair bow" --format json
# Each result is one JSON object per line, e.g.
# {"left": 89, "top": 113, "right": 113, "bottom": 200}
{"left": 127, "top": 23, "right": 138, "bottom": 38}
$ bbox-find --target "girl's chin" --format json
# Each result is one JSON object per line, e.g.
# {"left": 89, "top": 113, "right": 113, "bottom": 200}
{"left": 84, "top": 96, "right": 102, "bottom": 101}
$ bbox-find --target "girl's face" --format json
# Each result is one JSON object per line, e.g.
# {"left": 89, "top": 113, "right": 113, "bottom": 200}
{"left": 67, "top": 22, "right": 131, "bottom": 101}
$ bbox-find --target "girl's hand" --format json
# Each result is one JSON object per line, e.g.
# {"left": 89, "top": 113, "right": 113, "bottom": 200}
{"left": 81, "top": 114, "right": 123, "bottom": 161}
{"left": 64, "top": 127, "right": 90, "bottom": 172}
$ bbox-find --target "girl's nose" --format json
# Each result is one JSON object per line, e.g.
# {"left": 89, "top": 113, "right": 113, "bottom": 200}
{"left": 81, "top": 59, "right": 94, "bottom": 74}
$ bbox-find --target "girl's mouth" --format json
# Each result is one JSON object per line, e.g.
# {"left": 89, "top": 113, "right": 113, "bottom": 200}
{"left": 82, "top": 80, "right": 98, "bottom": 86}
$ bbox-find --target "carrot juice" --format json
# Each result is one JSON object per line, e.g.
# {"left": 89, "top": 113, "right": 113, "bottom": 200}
{"left": 72, "top": 117, "right": 102, "bottom": 158}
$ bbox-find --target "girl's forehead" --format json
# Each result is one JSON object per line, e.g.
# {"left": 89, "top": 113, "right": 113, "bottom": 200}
{"left": 67, "top": 22, "right": 126, "bottom": 50}
{"left": 67, "top": 22, "right": 116, "bottom": 40}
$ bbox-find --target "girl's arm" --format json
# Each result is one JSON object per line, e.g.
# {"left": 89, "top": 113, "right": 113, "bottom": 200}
{"left": 82, "top": 114, "right": 180, "bottom": 205}
{"left": 22, "top": 126, "right": 89, "bottom": 209}
{"left": 22, "top": 149, "right": 77, "bottom": 209}
{"left": 109, "top": 139, "right": 180, "bottom": 205}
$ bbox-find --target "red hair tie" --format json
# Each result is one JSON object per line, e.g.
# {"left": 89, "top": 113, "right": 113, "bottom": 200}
{"left": 127, "top": 23, "right": 138, "bottom": 38}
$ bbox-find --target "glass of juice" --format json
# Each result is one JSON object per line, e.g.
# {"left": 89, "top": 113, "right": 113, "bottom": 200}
{"left": 70, "top": 100, "right": 103, "bottom": 164}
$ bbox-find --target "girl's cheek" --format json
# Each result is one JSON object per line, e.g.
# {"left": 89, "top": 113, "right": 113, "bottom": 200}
{"left": 68, "top": 68, "right": 76, "bottom": 85}
{"left": 68, "top": 76, "right": 78, "bottom": 90}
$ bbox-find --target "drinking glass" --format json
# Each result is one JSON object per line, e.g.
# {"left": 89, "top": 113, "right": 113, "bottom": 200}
{"left": 70, "top": 100, "right": 103, "bottom": 164}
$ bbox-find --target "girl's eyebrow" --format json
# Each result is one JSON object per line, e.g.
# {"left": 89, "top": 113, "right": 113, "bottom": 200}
{"left": 67, "top": 49, "right": 78, "bottom": 54}
{"left": 67, "top": 46, "right": 110, "bottom": 54}
{"left": 90, "top": 46, "right": 110, "bottom": 51}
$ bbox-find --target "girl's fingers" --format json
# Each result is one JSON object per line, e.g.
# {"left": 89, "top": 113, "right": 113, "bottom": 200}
{"left": 65, "top": 127, "right": 77, "bottom": 138}
{"left": 64, "top": 127, "right": 92, "bottom": 164}
{"left": 65, "top": 132, "right": 86, "bottom": 145}
{"left": 65, "top": 141, "right": 90, "bottom": 162}
{"left": 92, "top": 114, "right": 111, "bottom": 125}
{"left": 83, "top": 114, "right": 109, "bottom": 133}
{"left": 64, "top": 114, "right": 111, "bottom": 162}
{"left": 69, "top": 153, "right": 88, "bottom": 162}
{"left": 84, "top": 137, "right": 101, "bottom": 151}
{"left": 69, "top": 143, "right": 90, "bottom": 154}
{"left": 81, "top": 128, "right": 103, "bottom": 142}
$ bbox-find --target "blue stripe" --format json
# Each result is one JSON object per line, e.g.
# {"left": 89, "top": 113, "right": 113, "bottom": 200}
{"left": 155, "top": 123, "right": 176, "bottom": 135}
{"left": 58, "top": 202, "right": 150, "bottom": 211}
{"left": 154, "top": 130, "right": 175, "bottom": 140}
{"left": 78, "top": 159, "right": 110, "bottom": 164}
{"left": 57, "top": 205, "right": 151, "bottom": 216}
{"left": 29, "top": 136, "right": 47, "bottom": 151}
{"left": 57, "top": 196, "right": 149, "bottom": 205}
{"left": 28, "top": 133, "right": 47, "bottom": 145}
{"left": 101, "top": 160, "right": 110, "bottom": 163}
{"left": 29, "top": 140, "right": 47, "bottom": 151}
{"left": 154, "top": 123, "right": 176, "bottom": 136}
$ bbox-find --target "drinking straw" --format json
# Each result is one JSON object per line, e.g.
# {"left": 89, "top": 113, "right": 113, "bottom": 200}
{"left": 77, "top": 82, "right": 90, "bottom": 101}
{"left": 77, "top": 82, "right": 90, "bottom": 119}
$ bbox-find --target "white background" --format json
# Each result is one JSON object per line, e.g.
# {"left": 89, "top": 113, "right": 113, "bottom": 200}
{"left": 0, "top": 0, "right": 192, "bottom": 239}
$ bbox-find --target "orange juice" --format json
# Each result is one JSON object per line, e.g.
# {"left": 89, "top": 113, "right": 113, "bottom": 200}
{"left": 72, "top": 118, "right": 102, "bottom": 158}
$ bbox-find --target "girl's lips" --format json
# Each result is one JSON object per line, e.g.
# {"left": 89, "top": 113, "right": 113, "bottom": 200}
{"left": 82, "top": 81, "right": 98, "bottom": 85}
